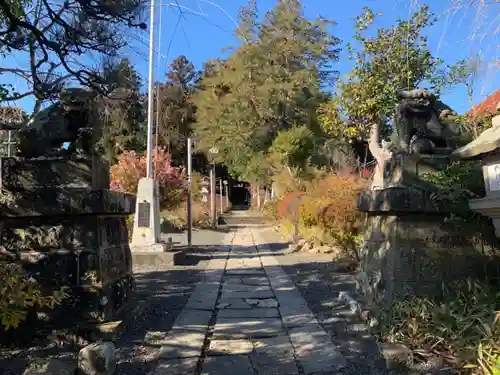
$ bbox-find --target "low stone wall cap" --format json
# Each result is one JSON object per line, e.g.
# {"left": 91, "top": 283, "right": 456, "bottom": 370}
{"left": 451, "top": 117, "right": 500, "bottom": 160}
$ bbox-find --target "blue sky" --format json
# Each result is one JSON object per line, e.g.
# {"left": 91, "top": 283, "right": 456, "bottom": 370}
{"left": 1, "top": 0, "right": 499, "bottom": 114}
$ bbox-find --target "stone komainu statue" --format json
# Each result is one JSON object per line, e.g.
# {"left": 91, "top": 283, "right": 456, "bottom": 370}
{"left": 394, "top": 88, "right": 461, "bottom": 154}
{"left": 17, "top": 88, "right": 101, "bottom": 158}
{"left": 368, "top": 89, "right": 461, "bottom": 190}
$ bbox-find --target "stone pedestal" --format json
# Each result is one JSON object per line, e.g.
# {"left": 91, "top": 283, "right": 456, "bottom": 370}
{"left": 0, "top": 155, "right": 135, "bottom": 331}
{"left": 357, "top": 187, "right": 498, "bottom": 303}
{"left": 131, "top": 177, "right": 161, "bottom": 247}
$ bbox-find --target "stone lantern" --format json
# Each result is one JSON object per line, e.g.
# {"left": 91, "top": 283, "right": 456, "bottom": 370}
{"left": 451, "top": 101, "right": 500, "bottom": 235}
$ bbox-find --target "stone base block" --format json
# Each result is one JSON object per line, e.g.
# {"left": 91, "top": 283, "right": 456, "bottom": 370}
{"left": 132, "top": 250, "right": 186, "bottom": 267}
{"left": 130, "top": 243, "right": 170, "bottom": 253}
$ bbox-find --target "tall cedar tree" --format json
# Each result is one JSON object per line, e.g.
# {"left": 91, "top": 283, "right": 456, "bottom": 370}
{"left": 98, "top": 58, "right": 145, "bottom": 162}
{"left": 153, "top": 55, "right": 198, "bottom": 165}
{"left": 193, "top": 0, "right": 340, "bottom": 180}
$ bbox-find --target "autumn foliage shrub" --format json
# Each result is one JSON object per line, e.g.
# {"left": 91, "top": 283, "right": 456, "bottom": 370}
{"left": 110, "top": 147, "right": 186, "bottom": 209}
{"left": 313, "top": 173, "right": 366, "bottom": 233}
{"left": 0, "top": 263, "right": 68, "bottom": 331}
{"left": 276, "top": 191, "right": 305, "bottom": 220}
{"left": 272, "top": 172, "right": 367, "bottom": 258}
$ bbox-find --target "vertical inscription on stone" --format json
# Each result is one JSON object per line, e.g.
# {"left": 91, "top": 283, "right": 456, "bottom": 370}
{"left": 137, "top": 202, "right": 150, "bottom": 228}
{"left": 486, "top": 163, "right": 500, "bottom": 192}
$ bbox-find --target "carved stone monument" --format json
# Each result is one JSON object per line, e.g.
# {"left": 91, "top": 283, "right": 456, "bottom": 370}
{"left": 0, "top": 89, "right": 136, "bottom": 340}
{"left": 357, "top": 89, "right": 499, "bottom": 304}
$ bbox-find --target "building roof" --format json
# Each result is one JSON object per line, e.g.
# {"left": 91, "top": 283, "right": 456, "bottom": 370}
{"left": 0, "top": 106, "right": 25, "bottom": 129}
{"left": 467, "top": 89, "right": 500, "bottom": 117}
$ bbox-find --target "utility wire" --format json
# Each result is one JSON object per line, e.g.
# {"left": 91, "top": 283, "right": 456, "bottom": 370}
{"left": 159, "top": 10, "right": 182, "bottom": 155}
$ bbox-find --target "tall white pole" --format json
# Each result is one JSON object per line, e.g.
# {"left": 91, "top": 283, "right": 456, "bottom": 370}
{"left": 187, "top": 138, "right": 192, "bottom": 247}
{"left": 154, "top": 2, "right": 163, "bottom": 178}
{"left": 146, "top": 0, "right": 157, "bottom": 178}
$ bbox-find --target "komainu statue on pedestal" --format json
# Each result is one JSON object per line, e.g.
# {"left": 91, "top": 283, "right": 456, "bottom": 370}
{"left": 394, "top": 88, "right": 461, "bottom": 154}
{"left": 369, "top": 89, "right": 461, "bottom": 190}
{"left": 17, "top": 88, "right": 100, "bottom": 158}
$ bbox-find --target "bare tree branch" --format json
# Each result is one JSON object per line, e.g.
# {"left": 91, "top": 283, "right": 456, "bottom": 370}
{"left": 0, "top": 0, "right": 146, "bottom": 110}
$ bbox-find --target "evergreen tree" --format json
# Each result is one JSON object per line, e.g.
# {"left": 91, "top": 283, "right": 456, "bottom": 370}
{"left": 193, "top": 0, "right": 340, "bottom": 180}
{"left": 154, "top": 55, "right": 198, "bottom": 164}
{"left": 98, "top": 58, "right": 145, "bottom": 162}
{"left": 318, "top": 6, "right": 443, "bottom": 141}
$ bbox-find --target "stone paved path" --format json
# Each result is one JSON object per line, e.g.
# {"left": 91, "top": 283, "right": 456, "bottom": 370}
{"left": 150, "top": 223, "right": 347, "bottom": 375}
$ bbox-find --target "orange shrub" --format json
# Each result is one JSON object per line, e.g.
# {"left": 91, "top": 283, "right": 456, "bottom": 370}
{"left": 276, "top": 191, "right": 305, "bottom": 220}
{"left": 313, "top": 174, "right": 367, "bottom": 233}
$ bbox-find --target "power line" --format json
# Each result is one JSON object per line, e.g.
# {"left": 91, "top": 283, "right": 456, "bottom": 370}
{"left": 174, "top": 0, "right": 193, "bottom": 52}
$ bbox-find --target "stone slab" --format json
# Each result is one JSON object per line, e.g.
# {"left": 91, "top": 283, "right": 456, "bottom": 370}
{"left": 0, "top": 156, "right": 103, "bottom": 190}
{"left": 221, "top": 284, "right": 271, "bottom": 293}
{"left": 184, "top": 299, "right": 218, "bottom": 311}
{"left": 250, "top": 336, "right": 299, "bottom": 375}
{"left": 216, "top": 299, "right": 253, "bottom": 310}
{"left": 184, "top": 289, "right": 219, "bottom": 311}
{"left": 225, "top": 269, "right": 266, "bottom": 276}
{"left": 208, "top": 339, "right": 254, "bottom": 356}
{"left": 172, "top": 309, "right": 213, "bottom": 332}
{"left": 253, "top": 231, "right": 347, "bottom": 373}
{"left": 200, "top": 355, "right": 254, "bottom": 375}
{"left": 220, "top": 290, "right": 274, "bottom": 299}
{"left": 217, "top": 308, "right": 280, "bottom": 319}
{"left": 191, "top": 285, "right": 220, "bottom": 297}
{"left": 288, "top": 325, "right": 347, "bottom": 373}
{"left": 131, "top": 250, "right": 185, "bottom": 266}
{"left": 158, "top": 330, "right": 206, "bottom": 359}
{"left": 226, "top": 261, "right": 262, "bottom": 269}
{"left": 212, "top": 317, "right": 285, "bottom": 339}
{"left": 154, "top": 357, "right": 199, "bottom": 375}
{"left": 245, "top": 298, "right": 279, "bottom": 308}
{"left": 241, "top": 277, "right": 270, "bottom": 286}
{"left": 0, "top": 187, "right": 135, "bottom": 217}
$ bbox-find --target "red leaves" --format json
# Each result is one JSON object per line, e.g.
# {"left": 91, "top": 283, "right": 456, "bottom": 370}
{"left": 110, "top": 147, "right": 186, "bottom": 209}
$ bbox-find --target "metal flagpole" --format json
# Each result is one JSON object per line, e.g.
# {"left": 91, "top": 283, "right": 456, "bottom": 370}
{"left": 145, "top": 0, "right": 157, "bottom": 178}
{"left": 154, "top": 2, "right": 163, "bottom": 178}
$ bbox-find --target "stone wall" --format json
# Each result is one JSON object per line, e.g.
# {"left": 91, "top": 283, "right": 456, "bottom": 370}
{"left": 0, "top": 155, "right": 135, "bottom": 343}
{"left": 357, "top": 188, "right": 500, "bottom": 304}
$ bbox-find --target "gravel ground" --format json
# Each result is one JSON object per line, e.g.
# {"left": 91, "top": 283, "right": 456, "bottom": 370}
{"left": 257, "top": 225, "right": 442, "bottom": 375}
{"left": 0, "top": 229, "right": 228, "bottom": 375}
{"left": 116, "top": 229, "right": 228, "bottom": 375}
